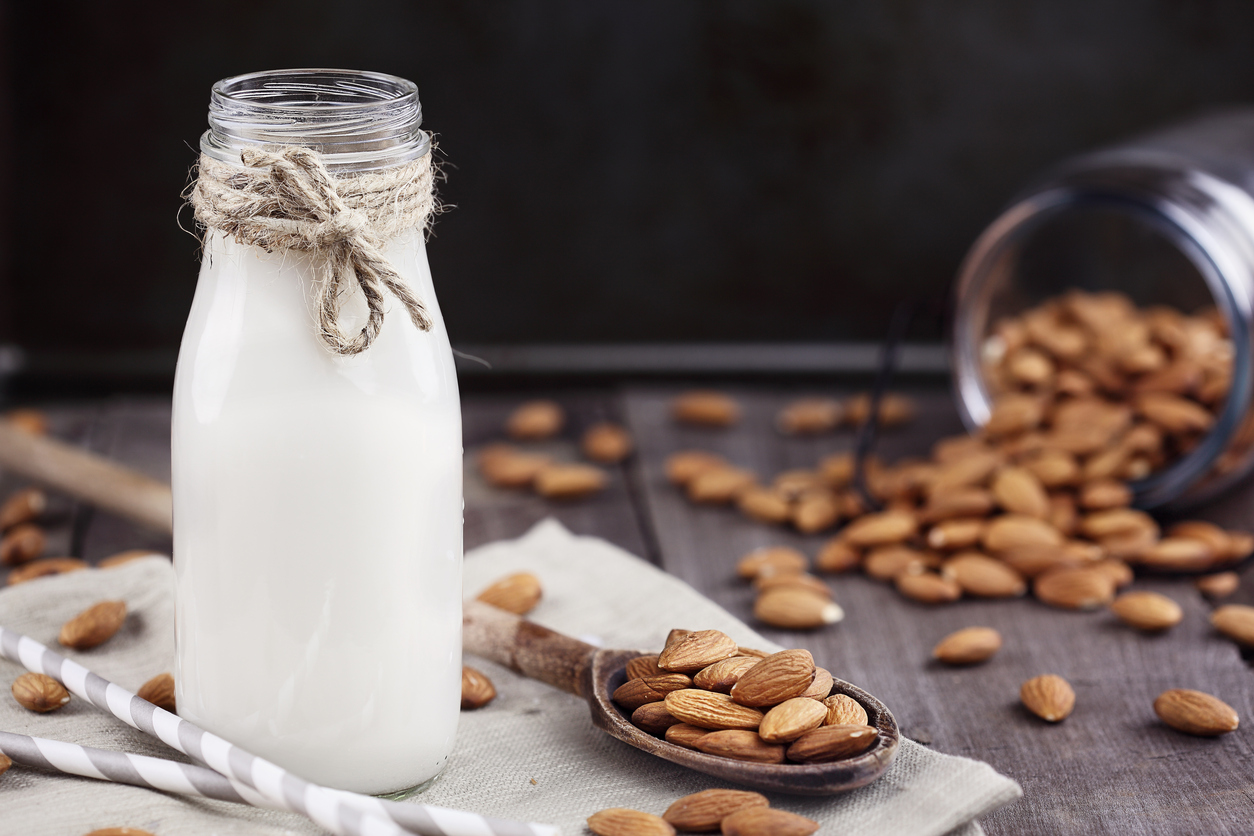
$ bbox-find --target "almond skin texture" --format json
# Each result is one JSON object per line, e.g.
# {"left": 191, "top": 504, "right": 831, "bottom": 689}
{"left": 659, "top": 630, "right": 739, "bottom": 673}
{"left": 664, "top": 690, "right": 765, "bottom": 731}
{"left": 626, "top": 654, "right": 665, "bottom": 681}
{"left": 1153, "top": 689, "right": 1239, "bottom": 736}
{"left": 932, "top": 627, "right": 1002, "bottom": 665}
{"left": 663, "top": 789, "right": 769, "bottom": 832}
{"left": 1020, "top": 674, "right": 1075, "bottom": 722}
{"left": 730, "top": 650, "right": 816, "bottom": 708}
{"left": 475, "top": 572, "right": 542, "bottom": 615}
{"left": 801, "top": 667, "right": 834, "bottom": 700}
{"left": 633, "top": 701, "right": 683, "bottom": 736}
{"left": 693, "top": 657, "right": 760, "bottom": 693}
{"left": 137, "top": 672, "right": 176, "bottom": 713}
{"left": 59, "top": 600, "right": 126, "bottom": 650}
{"left": 588, "top": 808, "right": 676, "bottom": 836}
{"left": 721, "top": 807, "right": 819, "bottom": 836}
{"left": 12, "top": 672, "right": 71, "bottom": 712}
{"left": 461, "top": 666, "right": 496, "bottom": 710}
{"left": 758, "top": 697, "right": 829, "bottom": 744}
{"left": 752, "top": 588, "right": 844, "bottom": 630}
{"left": 824, "top": 693, "right": 869, "bottom": 726}
{"left": 692, "top": 730, "right": 785, "bottom": 764}
{"left": 505, "top": 400, "right": 564, "bottom": 440}
{"left": 1210, "top": 604, "right": 1254, "bottom": 647}
{"left": 1110, "top": 591, "right": 1183, "bottom": 631}
{"left": 785, "top": 724, "right": 879, "bottom": 763}
{"left": 581, "top": 422, "right": 633, "bottom": 463}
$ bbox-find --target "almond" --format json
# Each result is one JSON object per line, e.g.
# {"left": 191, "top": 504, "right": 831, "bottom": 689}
{"left": 776, "top": 398, "right": 843, "bottom": 435}
{"left": 841, "top": 510, "right": 917, "bottom": 547}
{"left": 0, "top": 752, "right": 9, "bottom": 777}
{"left": 984, "top": 393, "right": 1045, "bottom": 437}
{"left": 1109, "top": 591, "right": 1182, "bottom": 631}
{"left": 926, "top": 518, "right": 986, "bottom": 551}
{"left": 59, "top": 600, "right": 126, "bottom": 650}
{"left": 0, "top": 488, "right": 47, "bottom": 531}
{"left": 461, "top": 666, "right": 496, "bottom": 710}
{"left": 919, "top": 487, "right": 995, "bottom": 524}
{"left": 626, "top": 655, "right": 665, "bottom": 680}
{"left": 752, "top": 588, "right": 843, "bottom": 630}
{"left": 941, "top": 553, "right": 1026, "bottom": 598}
{"left": 1034, "top": 567, "right": 1115, "bottom": 610}
{"left": 1210, "top": 604, "right": 1254, "bottom": 647}
{"left": 633, "top": 701, "right": 683, "bottom": 736}
{"left": 0, "top": 523, "right": 46, "bottom": 566}
{"left": 1137, "top": 537, "right": 1215, "bottom": 571}
{"left": 927, "top": 450, "right": 1002, "bottom": 493}
{"left": 998, "top": 544, "right": 1081, "bottom": 579}
{"left": 801, "top": 667, "right": 834, "bottom": 700}
{"left": 753, "top": 573, "right": 831, "bottom": 599}
{"left": 478, "top": 446, "right": 551, "bottom": 488}
{"left": 932, "top": 626, "right": 1002, "bottom": 665}
{"left": 737, "top": 487, "right": 793, "bottom": 525}
{"left": 614, "top": 678, "right": 668, "bottom": 712}
{"left": 581, "top": 422, "right": 633, "bottom": 463}
{"left": 1047, "top": 494, "right": 1078, "bottom": 536}
{"left": 1167, "top": 521, "right": 1231, "bottom": 558}
{"left": 1079, "top": 480, "right": 1133, "bottom": 510}
{"left": 692, "top": 729, "right": 785, "bottom": 763}
{"left": 475, "top": 572, "right": 542, "bottom": 615}
{"left": 736, "top": 546, "right": 808, "bottom": 580}
{"left": 672, "top": 391, "right": 740, "bottom": 427}
{"left": 1195, "top": 572, "right": 1239, "bottom": 599}
{"left": 692, "top": 657, "right": 760, "bottom": 693}
{"left": 6, "top": 557, "right": 88, "bottom": 585}
{"left": 758, "top": 697, "right": 829, "bottom": 743}
{"left": 818, "top": 451, "right": 856, "bottom": 487}
{"left": 137, "top": 672, "right": 176, "bottom": 713}
{"left": 982, "top": 514, "right": 1064, "bottom": 552}
{"left": 659, "top": 630, "right": 739, "bottom": 673}
{"left": 1019, "top": 449, "right": 1080, "bottom": 489}
{"left": 505, "top": 400, "right": 564, "bottom": 440}
{"left": 588, "top": 808, "right": 676, "bottom": 836}
{"left": 785, "top": 724, "right": 878, "bottom": 763}
{"left": 720, "top": 807, "right": 819, "bottom": 836}
{"left": 1079, "top": 508, "right": 1159, "bottom": 540}
{"left": 1089, "top": 558, "right": 1134, "bottom": 590}
{"left": 534, "top": 463, "right": 608, "bottom": 499}
{"left": 814, "top": 537, "right": 860, "bottom": 573}
{"left": 791, "top": 491, "right": 842, "bottom": 534}
{"left": 666, "top": 451, "right": 729, "bottom": 486}
{"left": 664, "top": 723, "right": 709, "bottom": 750}
{"left": 687, "top": 467, "right": 756, "bottom": 505}
{"left": 11, "top": 672, "right": 70, "bottom": 712}
{"left": 664, "top": 690, "right": 764, "bottom": 730}
{"left": 823, "top": 693, "right": 869, "bottom": 726}
{"left": 663, "top": 789, "right": 769, "bottom": 832}
{"left": 896, "top": 571, "right": 962, "bottom": 604}
{"left": 991, "top": 467, "right": 1050, "bottom": 519}
{"left": 1020, "top": 674, "right": 1075, "bottom": 722}
{"left": 863, "top": 545, "right": 930, "bottom": 581}
{"left": 1136, "top": 393, "right": 1213, "bottom": 434}
{"left": 730, "top": 650, "right": 816, "bottom": 708}
{"left": 1153, "top": 689, "right": 1239, "bottom": 736}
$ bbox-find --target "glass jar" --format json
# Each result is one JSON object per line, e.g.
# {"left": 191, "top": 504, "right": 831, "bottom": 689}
{"left": 953, "top": 109, "right": 1254, "bottom": 510}
{"left": 172, "top": 70, "right": 462, "bottom": 795}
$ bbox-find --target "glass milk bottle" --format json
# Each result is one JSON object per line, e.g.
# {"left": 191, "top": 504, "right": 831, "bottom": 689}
{"left": 172, "top": 69, "right": 462, "bottom": 796}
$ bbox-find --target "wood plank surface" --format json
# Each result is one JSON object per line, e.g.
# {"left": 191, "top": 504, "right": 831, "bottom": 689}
{"left": 623, "top": 384, "right": 1254, "bottom": 836}
{"left": 1, "top": 387, "right": 1251, "bottom": 835}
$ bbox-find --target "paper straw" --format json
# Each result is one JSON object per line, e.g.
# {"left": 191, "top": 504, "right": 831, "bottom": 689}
{"left": 0, "top": 625, "right": 560, "bottom": 836}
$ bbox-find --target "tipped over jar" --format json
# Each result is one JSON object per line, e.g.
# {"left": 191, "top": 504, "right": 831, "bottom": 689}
{"left": 172, "top": 69, "right": 462, "bottom": 795}
{"left": 953, "top": 109, "right": 1254, "bottom": 510}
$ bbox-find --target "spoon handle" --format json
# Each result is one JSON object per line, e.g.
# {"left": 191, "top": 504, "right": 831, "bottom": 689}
{"left": 463, "top": 599, "right": 598, "bottom": 697}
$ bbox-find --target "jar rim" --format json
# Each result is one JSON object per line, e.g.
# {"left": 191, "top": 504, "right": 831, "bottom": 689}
{"left": 201, "top": 68, "right": 430, "bottom": 172}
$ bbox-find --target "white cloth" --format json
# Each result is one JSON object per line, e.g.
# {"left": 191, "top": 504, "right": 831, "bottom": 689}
{"left": 0, "top": 520, "right": 1020, "bottom": 834}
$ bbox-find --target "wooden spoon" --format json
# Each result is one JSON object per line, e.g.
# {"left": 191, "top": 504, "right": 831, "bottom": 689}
{"left": 463, "top": 599, "right": 899, "bottom": 795}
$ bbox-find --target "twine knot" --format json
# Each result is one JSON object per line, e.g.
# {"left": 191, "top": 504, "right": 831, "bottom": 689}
{"left": 190, "top": 145, "right": 437, "bottom": 356}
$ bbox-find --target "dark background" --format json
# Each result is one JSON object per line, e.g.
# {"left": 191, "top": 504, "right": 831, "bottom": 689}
{"left": 2, "top": 1, "right": 1254, "bottom": 385}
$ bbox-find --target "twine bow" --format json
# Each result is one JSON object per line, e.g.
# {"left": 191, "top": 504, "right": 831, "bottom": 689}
{"left": 191, "top": 146, "right": 435, "bottom": 356}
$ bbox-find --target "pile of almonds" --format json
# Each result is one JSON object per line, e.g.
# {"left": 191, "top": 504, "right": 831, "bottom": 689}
{"left": 588, "top": 789, "right": 817, "bottom": 836}
{"left": 613, "top": 628, "right": 879, "bottom": 767}
{"left": 477, "top": 400, "right": 633, "bottom": 500}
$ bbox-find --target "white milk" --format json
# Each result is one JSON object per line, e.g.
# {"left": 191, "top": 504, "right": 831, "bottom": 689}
{"left": 172, "top": 228, "right": 462, "bottom": 795}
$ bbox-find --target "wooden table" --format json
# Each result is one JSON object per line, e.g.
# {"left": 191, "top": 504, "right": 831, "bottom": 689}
{"left": 3, "top": 386, "right": 1251, "bottom": 835}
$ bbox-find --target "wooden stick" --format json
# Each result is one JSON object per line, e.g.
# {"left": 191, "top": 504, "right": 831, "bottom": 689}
{"left": 0, "top": 420, "right": 172, "bottom": 534}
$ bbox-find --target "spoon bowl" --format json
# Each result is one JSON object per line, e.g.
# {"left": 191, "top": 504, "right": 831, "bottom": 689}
{"left": 464, "top": 600, "right": 899, "bottom": 795}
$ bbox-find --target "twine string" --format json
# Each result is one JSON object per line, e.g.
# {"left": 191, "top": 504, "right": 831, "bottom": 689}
{"left": 191, "top": 146, "right": 435, "bottom": 356}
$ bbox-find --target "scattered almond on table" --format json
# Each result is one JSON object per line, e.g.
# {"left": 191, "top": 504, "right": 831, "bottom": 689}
{"left": 1153, "top": 688, "right": 1239, "bottom": 736}
{"left": 592, "top": 788, "right": 816, "bottom": 836}
{"left": 59, "top": 600, "right": 127, "bottom": 650}
{"left": 582, "top": 422, "right": 634, "bottom": 463}
{"left": 932, "top": 626, "right": 1002, "bottom": 666}
{"left": 12, "top": 672, "right": 70, "bottom": 712}
{"left": 1109, "top": 590, "right": 1183, "bottom": 631}
{"left": 137, "top": 673, "right": 176, "bottom": 713}
{"left": 735, "top": 547, "right": 843, "bottom": 630}
{"left": 1209, "top": 604, "right": 1254, "bottom": 647}
{"left": 475, "top": 571, "right": 542, "bottom": 615}
{"left": 505, "top": 399, "right": 565, "bottom": 440}
{"left": 672, "top": 391, "right": 741, "bottom": 427}
{"left": 1020, "top": 674, "right": 1075, "bottom": 722}
{"left": 461, "top": 666, "right": 496, "bottom": 710}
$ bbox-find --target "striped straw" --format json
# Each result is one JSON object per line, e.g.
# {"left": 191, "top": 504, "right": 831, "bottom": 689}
{"left": 0, "top": 625, "right": 559, "bottom": 836}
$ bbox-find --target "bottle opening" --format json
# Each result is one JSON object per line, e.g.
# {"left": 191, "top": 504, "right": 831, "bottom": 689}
{"left": 201, "top": 69, "right": 430, "bottom": 171}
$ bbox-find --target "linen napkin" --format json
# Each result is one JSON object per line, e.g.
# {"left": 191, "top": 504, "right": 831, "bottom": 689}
{"left": 0, "top": 519, "right": 1020, "bottom": 834}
